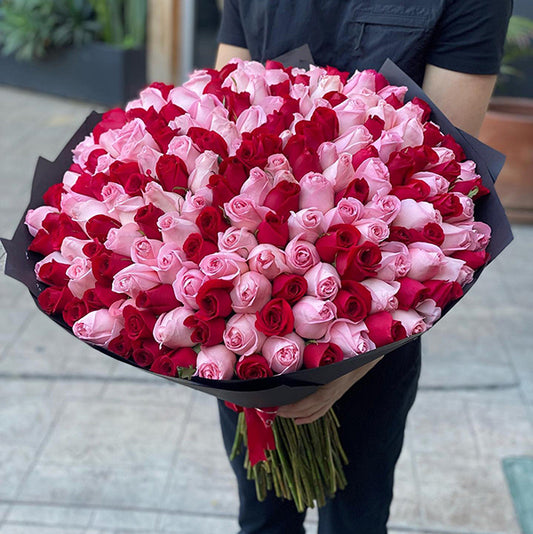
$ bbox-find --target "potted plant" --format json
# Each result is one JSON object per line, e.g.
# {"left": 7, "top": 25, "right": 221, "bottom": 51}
{"left": 479, "top": 15, "right": 533, "bottom": 223}
{"left": 0, "top": 0, "right": 147, "bottom": 106}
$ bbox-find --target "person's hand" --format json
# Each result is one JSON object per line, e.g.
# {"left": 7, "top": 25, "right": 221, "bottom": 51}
{"left": 276, "top": 356, "right": 384, "bottom": 425}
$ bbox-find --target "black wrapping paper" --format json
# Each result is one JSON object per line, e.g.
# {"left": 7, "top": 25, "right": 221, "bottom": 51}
{"left": 1, "top": 62, "right": 513, "bottom": 407}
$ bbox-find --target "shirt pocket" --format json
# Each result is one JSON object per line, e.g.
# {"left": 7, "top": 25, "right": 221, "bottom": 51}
{"left": 345, "top": 8, "right": 435, "bottom": 82}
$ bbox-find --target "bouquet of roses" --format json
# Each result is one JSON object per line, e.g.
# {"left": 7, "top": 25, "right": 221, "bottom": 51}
{"left": 1, "top": 57, "right": 512, "bottom": 511}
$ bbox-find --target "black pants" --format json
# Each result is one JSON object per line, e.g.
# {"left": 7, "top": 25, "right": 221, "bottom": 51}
{"left": 218, "top": 338, "right": 422, "bottom": 534}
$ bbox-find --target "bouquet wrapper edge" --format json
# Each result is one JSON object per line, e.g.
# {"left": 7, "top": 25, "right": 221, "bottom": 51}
{"left": 1, "top": 61, "right": 513, "bottom": 408}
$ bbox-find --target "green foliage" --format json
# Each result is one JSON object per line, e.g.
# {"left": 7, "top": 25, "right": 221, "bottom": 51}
{"left": 0, "top": 0, "right": 99, "bottom": 60}
{"left": 501, "top": 15, "right": 533, "bottom": 79}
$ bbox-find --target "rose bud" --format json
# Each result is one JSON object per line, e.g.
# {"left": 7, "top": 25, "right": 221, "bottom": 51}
{"left": 67, "top": 257, "right": 97, "bottom": 299}
{"left": 172, "top": 268, "right": 205, "bottom": 309}
{"left": 150, "top": 354, "right": 179, "bottom": 377}
{"left": 62, "top": 298, "right": 90, "bottom": 327}
{"left": 256, "top": 211, "right": 290, "bottom": 247}
{"left": 72, "top": 309, "right": 124, "bottom": 348}
{"left": 336, "top": 241, "right": 382, "bottom": 282}
{"left": 360, "top": 278, "right": 400, "bottom": 314}
{"left": 132, "top": 339, "right": 166, "bottom": 368}
{"left": 415, "top": 299, "right": 442, "bottom": 327}
{"left": 272, "top": 273, "right": 308, "bottom": 304}
{"left": 25, "top": 206, "right": 60, "bottom": 236}
{"left": 195, "top": 345, "right": 236, "bottom": 380}
{"left": 230, "top": 271, "right": 272, "bottom": 314}
{"left": 153, "top": 307, "right": 196, "bottom": 348}
{"left": 223, "top": 314, "right": 266, "bottom": 356}
{"left": 262, "top": 332, "right": 305, "bottom": 374}
{"left": 136, "top": 284, "right": 181, "bottom": 314}
{"left": 199, "top": 251, "right": 248, "bottom": 281}
{"left": 92, "top": 252, "right": 133, "bottom": 282}
{"left": 123, "top": 305, "right": 157, "bottom": 341}
{"left": 236, "top": 354, "right": 273, "bottom": 379}
{"left": 263, "top": 180, "right": 301, "bottom": 219}
{"left": 134, "top": 203, "right": 165, "bottom": 240}
{"left": 195, "top": 205, "right": 230, "bottom": 243}
{"left": 218, "top": 226, "right": 258, "bottom": 258}
{"left": 157, "top": 212, "right": 200, "bottom": 248}
{"left": 85, "top": 214, "right": 121, "bottom": 243}
{"left": 131, "top": 237, "right": 164, "bottom": 267}
{"left": 248, "top": 244, "right": 289, "bottom": 279}
{"left": 112, "top": 263, "right": 161, "bottom": 298}
{"left": 395, "top": 278, "right": 429, "bottom": 310}
{"left": 288, "top": 208, "right": 326, "bottom": 243}
{"left": 375, "top": 242, "right": 411, "bottom": 282}
{"left": 304, "top": 262, "right": 341, "bottom": 301}
{"left": 182, "top": 233, "right": 218, "bottom": 263}
{"left": 166, "top": 347, "right": 198, "bottom": 369}
{"left": 285, "top": 237, "right": 320, "bottom": 276}
{"left": 365, "top": 311, "right": 407, "bottom": 347}
{"left": 451, "top": 249, "right": 489, "bottom": 270}
{"left": 333, "top": 281, "right": 372, "bottom": 323}
{"left": 108, "top": 329, "right": 133, "bottom": 358}
{"left": 391, "top": 309, "right": 427, "bottom": 336}
{"left": 298, "top": 172, "right": 335, "bottom": 213}
{"left": 195, "top": 279, "right": 234, "bottom": 320}
{"left": 423, "top": 280, "right": 463, "bottom": 309}
{"left": 255, "top": 298, "right": 294, "bottom": 336}
{"left": 315, "top": 224, "right": 361, "bottom": 263}
{"left": 407, "top": 243, "right": 446, "bottom": 281}
{"left": 35, "top": 253, "right": 70, "bottom": 287}
{"left": 184, "top": 315, "right": 226, "bottom": 346}
{"left": 224, "top": 194, "right": 270, "bottom": 232}
{"left": 303, "top": 342, "right": 343, "bottom": 369}
{"left": 292, "top": 296, "right": 337, "bottom": 339}
{"left": 335, "top": 176, "right": 369, "bottom": 205}
{"left": 156, "top": 153, "right": 189, "bottom": 195}
{"left": 323, "top": 319, "right": 375, "bottom": 358}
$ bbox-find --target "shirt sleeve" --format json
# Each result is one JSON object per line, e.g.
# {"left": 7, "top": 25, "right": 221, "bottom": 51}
{"left": 427, "top": 0, "right": 513, "bottom": 75}
{"left": 217, "top": 0, "right": 248, "bottom": 48}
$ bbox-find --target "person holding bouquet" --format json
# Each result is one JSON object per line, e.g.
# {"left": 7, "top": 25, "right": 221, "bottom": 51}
{"left": 215, "top": 1, "right": 512, "bottom": 533}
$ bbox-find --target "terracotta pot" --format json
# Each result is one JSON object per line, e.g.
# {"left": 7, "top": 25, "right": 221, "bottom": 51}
{"left": 479, "top": 97, "right": 533, "bottom": 224}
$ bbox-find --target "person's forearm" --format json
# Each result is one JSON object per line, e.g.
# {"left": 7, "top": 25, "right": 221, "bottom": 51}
{"left": 215, "top": 43, "right": 251, "bottom": 69}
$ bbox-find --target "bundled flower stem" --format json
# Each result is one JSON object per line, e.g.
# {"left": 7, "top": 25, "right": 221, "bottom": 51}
{"left": 231, "top": 408, "right": 348, "bottom": 511}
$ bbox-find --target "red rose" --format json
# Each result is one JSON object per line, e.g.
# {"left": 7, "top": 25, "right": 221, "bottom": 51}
{"left": 124, "top": 171, "right": 150, "bottom": 196}
{"left": 132, "top": 339, "right": 166, "bottom": 368}
{"left": 283, "top": 135, "right": 322, "bottom": 180}
{"left": 220, "top": 88, "right": 252, "bottom": 119}
{"left": 196, "top": 206, "right": 229, "bottom": 243}
{"left": 315, "top": 224, "right": 362, "bottom": 263}
{"left": 108, "top": 329, "right": 133, "bottom": 358}
{"left": 263, "top": 180, "right": 301, "bottom": 218}
{"left": 423, "top": 280, "right": 463, "bottom": 309}
{"left": 429, "top": 160, "right": 461, "bottom": 181}
{"left": 159, "top": 102, "right": 186, "bottom": 123}
{"left": 156, "top": 154, "right": 188, "bottom": 195}
{"left": 385, "top": 93, "right": 403, "bottom": 109}
{"left": 256, "top": 211, "right": 290, "bottom": 247}
{"left": 387, "top": 146, "right": 438, "bottom": 186}
{"left": 336, "top": 242, "right": 382, "bottom": 282}
{"left": 396, "top": 278, "right": 430, "bottom": 310}
{"left": 449, "top": 178, "right": 490, "bottom": 199}
{"left": 165, "top": 347, "right": 198, "bottom": 369}
{"left": 109, "top": 161, "right": 141, "bottom": 187}
{"left": 219, "top": 157, "right": 248, "bottom": 192}
{"left": 91, "top": 252, "right": 132, "bottom": 282}
{"left": 42, "top": 183, "right": 65, "bottom": 209}
{"left": 188, "top": 126, "right": 229, "bottom": 158}
{"left": 123, "top": 305, "right": 157, "bottom": 341}
{"left": 364, "top": 115, "right": 385, "bottom": 141}
{"left": 30, "top": 213, "right": 87, "bottom": 255}
{"left": 451, "top": 250, "right": 489, "bottom": 270}
{"left": 182, "top": 233, "right": 218, "bottom": 263}
{"left": 272, "top": 273, "right": 308, "bottom": 304}
{"left": 303, "top": 343, "right": 343, "bottom": 368}
{"left": 149, "top": 81, "right": 174, "bottom": 99}
{"left": 83, "top": 283, "right": 124, "bottom": 308}
{"left": 420, "top": 222, "right": 445, "bottom": 246}
{"left": 333, "top": 281, "right": 372, "bottom": 323}
{"left": 28, "top": 230, "right": 56, "bottom": 256}
{"left": 323, "top": 91, "right": 348, "bottom": 107}
{"left": 134, "top": 203, "right": 165, "bottom": 240}
{"left": 196, "top": 279, "right": 234, "bottom": 320}
{"left": 440, "top": 134, "right": 466, "bottom": 161}
{"left": 37, "top": 286, "right": 74, "bottom": 315}
{"left": 92, "top": 108, "right": 127, "bottom": 143}
{"left": 430, "top": 193, "right": 464, "bottom": 219}
{"left": 136, "top": 284, "right": 181, "bottom": 314}
{"left": 388, "top": 226, "right": 417, "bottom": 245}
{"left": 209, "top": 174, "right": 238, "bottom": 209}
{"left": 352, "top": 146, "right": 379, "bottom": 173}
{"left": 71, "top": 171, "right": 107, "bottom": 200}
{"left": 335, "top": 177, "right": 370, "bottom": 205}
{"left": 255, "top": 298, "right": 294, "bottom": 336}
{"left": 62, "top": 298, "right": 90, "bottom": 327}
{"left": 82, "top": 240, "right": 105, "bottom": 259}
{"left": 150, "top": 355, "right": 178, "bottom": 376}
{"left": 85, "top": 215, "right": 121, "bottom": 243}
{"left": 423, "top": 123, "right": 445, "bottom": 146}
{"left": 391, "top": 180, "right": 431, "bottom": 201}
{"left": 183, "top": 315, "right": 225, "bottom": 346}
{"left": 236, "top": 354, "right": 273, "bottom": 379}
{"left": 310, "top": 107, "right": 339, "bottom": 141}
{"left": 236, "top": 132, "right": 282, "bottom": 169}
{"left": 37, "top": 259, "right": 69, "bottom": 287}
{"left": 365, "top": 311, "right": 407, "bottom": 347}
{"left": 411, "top": 97, "right": 432, "bottom": 122}
{"left": 146, "top": 117, "right": 176, "bottom": 153}
{"left": 294, "top": 120, "right": 326, "bottom": 151}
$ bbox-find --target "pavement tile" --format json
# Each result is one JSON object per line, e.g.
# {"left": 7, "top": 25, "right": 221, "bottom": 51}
{"left": 101, "top": 379, "right": 192, "bottom": 407}
{"left": 38, "top": 400, "right": 186, "bottom": 468}
{"left": 0, "top": 309, "right": 32, "bottom": 344}
{"left": 6, "top": 504, "right": 92, "bottom": 528}
{"left": 48, "top": 379, "right": 106, "bottom": 399}
{"left": 158, "top": 513, "right": 238, "bottom": 533}
{"left": 0, "top": 445, "right": 35, "bottom": 499}
{"left": 0, "top": 526, "right": 84, "bottom": 534}
{"left": 179, "top": 418, "right": 226, "bottom": 455}
{"left": 0, "top": 378, "right": 51, "bottom": 397}
{"left": 415, "top": 453, "right": 521, "bottom": 533}
{"left": 91, "top": 509, "right": 158, "bottom": 531}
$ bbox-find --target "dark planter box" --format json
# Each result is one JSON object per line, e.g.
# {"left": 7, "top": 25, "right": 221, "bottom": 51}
{"left": 0, "top": 41, "right": 146, "bottom": 107}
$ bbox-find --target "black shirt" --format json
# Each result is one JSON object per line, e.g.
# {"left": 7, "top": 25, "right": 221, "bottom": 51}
{"left": 218, "top": 0, "right": 513, "bottom": 85}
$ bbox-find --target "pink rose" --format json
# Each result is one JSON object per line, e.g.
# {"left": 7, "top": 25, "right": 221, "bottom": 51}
{"left": 344, "top": 69, "right": 383, "bottom": 95}
{"left": 131, "top": 237, "right": 164, "bottom": 267}
{"left": 137, "top": 86, "right": 168, "bottom": 111}
{"left": 465, "top": 221, "right": 491, "bottom": 251}
{"left": 101, "top": 182, "right": 126, "bottom": 209}
{"left": 362, "top": 195, "right": 401, "bottom": 225}
{"left": 183, "top": 70, "right": 212, "bottom": 95}
{"left": 333, "top": 125, "right": 373, "bottom": 154}
{"left": 199, "top": 252, "right": 248, "bottom": 280}
{"left": 323, "top": 198, "right": 364, "bottom": 228}
{"left": 389, "top": 117, "right": 424, "bottom": 149}
{"left": 172, "top": 267, "right": 206, "bottom": 308}
{"left": 262, "top": 333, "right": 305, "bottom": 374}
{"left": 35, "top": 252, "right": 69, "bottom": 282}
{"left": 142, "top": 182, "right": 185, "bottom": 213}
{"left": 446, "top": 193, "right": 475, "bottom": 224}
{"left": 248, "top": 244, "right": 289, "bottom": 280}
{"left": 187, "top": 151, "right": 219, "bottom": 193}
{"left": 169, "top": 85, "right": 201, "bottom": 111}
{"left": 322, "top": 153, "right": 356, "bottom": 193}
{"left": 230, "top": 271, "right": 272, "bottom": 314}
{"left": 239, "top": 167, "right": 274, "bottom": 205}
{"left": 195, "top": 345, "right": 236, "bottom": 380}
{"left": 304, "top": 262, "right": 341, "bottom": 300}
{"left": 440, "top": 223, "right": 474, "bottom": 254}
{"left": 265, "top": 153, "right": 291, "bottom": 174}
{"left": 285, "top": 237, "right": 320, "bottom": 275}
{"left": 137, "top": 145, "right": 163, "bottom": 179}
{"left": 66, "top": 257, "right": 96, "bottom": 298}
{"left": 210, "top": 114, "right": 240, "bottom": 150}
{"left": 323, "top": 319, "right": 376, "bottom": 358}
{"left": 108, "top": 196, "right": 146, "bottom": 226}
{"left": 167, "top": 136, "right": 201, "bottom": 174}
{"left": 333, "top": 99, "right": 366, "bottom": 135}
{"left": 415, "top": 299, "right": 442, "bottom": 327}
{"left": 393, "top": 199, "right": 442, "bottom": 230}
{"left": 360, "top": 279, "right": 400, "bottom": 313}
{"left": 218, "top": 227, "right": 258, "bottom": 258}
{"left": 433, "top": 256, "right": 467, "bottom": 283}
{"left": 318, "top": 142, "right": 339, "bottom": 170}
{"left": 25, "top": 206, "right": 60, "bottom": 236}
{"left": 299, "top": 172, "right": 335, "bottom": 213}
{"left": 189, "top": 94, "right": 229, "bottom": 129}
{"left": 153, "top": 306, "right": 196, "bottom": 348}
{"left": 60, "top": 237, "right": 93, "bottom": 261}
{"left": 104, "top": 222, "right": 143, "bottom": 257}
{"left": 180, "top": 188, "right": 213, "bottom": 222}
{"left": 391, "top": 309, "right": 427, "bottom": 336}
{"left": 288, "top": 208, "right": 326, "bottom": 243}
{"left": 235, "top": 105, "right": 267, "bottom": 133}
{"left": 310, "top": 73, "right": 343, "bottom": 99}
{"left": 156, "top": 244, "right": 192, "bottom": 284}
{"left": 112, "top": 264, "right": 161, "bottom": 298}
{"left": 353, "top": 158, "right": 392, "bottom": 198}
{"left": 354, "top": 217, "right": 390, "bottom": 243}
{"left": 372, "top": 130, "right": 403, "bottom": 162}
{"left": 407, "top": 243, "right": 446, "bottom": 281}
{"left": 224, "top": 195, "right": 270, "bottom": 232}
{"left": 72, "top": 309, "right": 124, "bottom": 347}
{"left": 292, "top": 296, "right": 337, "bottom": 339}
{"left": 223, "top": 314, "right": 266, "bottom": 356}
{"left": 409, "top": 172, "right": 449, "bottom": 197}
{"left": 99, "top": 118, "right": 158, "bottom": 162}
{"left": 375, "top": 242, "right": 411, "bottom": 282}
{"left": 157, "top": 212, "right": 199, "bottom": 248}
{"left": 60, "top": 191, "right": 94, "bottom": 218}
{"left": 272, "top": 169, "right": 298, "bottom": 187}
